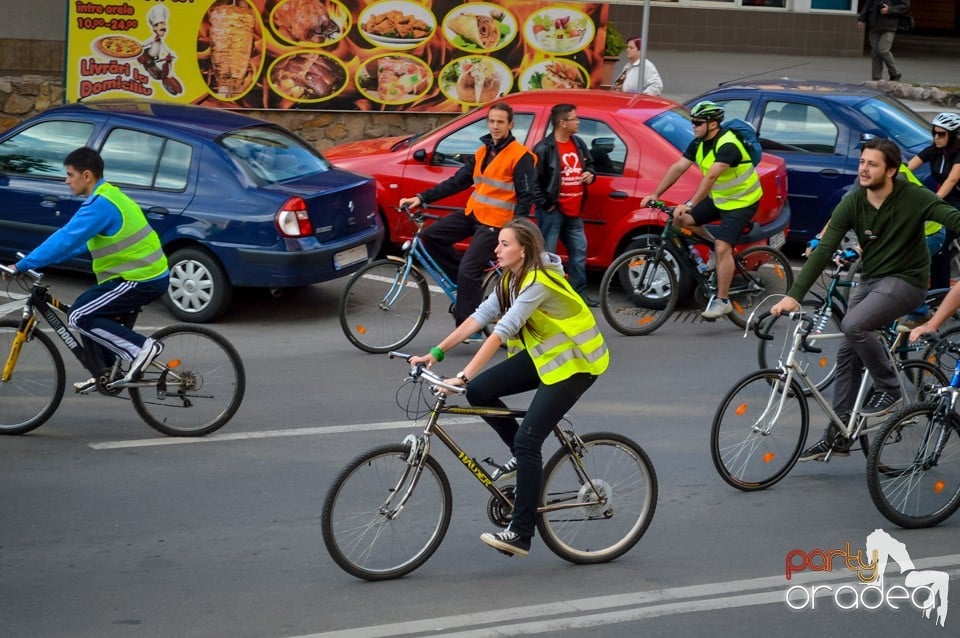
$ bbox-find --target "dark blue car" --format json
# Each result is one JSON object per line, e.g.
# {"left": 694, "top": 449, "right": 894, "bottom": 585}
{"left": 688, "top": 81, "right": 933, "bottom": 245}
{"left": 0, "top": 100, "right": 383, "bottom": 322}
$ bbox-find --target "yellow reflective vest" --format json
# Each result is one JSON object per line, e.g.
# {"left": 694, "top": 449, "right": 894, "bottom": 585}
{"left": 467, "top": 140, "right": 535, "bottom": 228}
{"left": 87, "top": 182, "right": 168, "bottom": 284}
{"left": 694, "top": 130, "right": 762, "bottom": 210}
{"left": 503, "top": 268, "right": 609, "bottom": 384}
{"left": 899, "top": 164, "right": 942, "bottom": 236}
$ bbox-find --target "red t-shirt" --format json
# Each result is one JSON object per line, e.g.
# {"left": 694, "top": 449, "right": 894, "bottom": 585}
{"left": 556, "top": 138, "right": 584, "bottom": 217}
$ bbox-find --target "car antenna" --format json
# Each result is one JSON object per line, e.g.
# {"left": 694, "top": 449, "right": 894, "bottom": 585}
{"left": 717, "top": 63, "right": 809, "bottom": 87}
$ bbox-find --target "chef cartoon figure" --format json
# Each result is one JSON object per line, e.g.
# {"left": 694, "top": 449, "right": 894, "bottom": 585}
{"left": 138, "top": 5, "right": 183, "bottom": 95}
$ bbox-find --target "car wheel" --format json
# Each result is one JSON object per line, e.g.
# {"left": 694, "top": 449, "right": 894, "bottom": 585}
{"left": 625, "top": 235, "right": 695, "bottom": 299}
{"left": 165, "top": 247, "right": 233, "bottom": 323}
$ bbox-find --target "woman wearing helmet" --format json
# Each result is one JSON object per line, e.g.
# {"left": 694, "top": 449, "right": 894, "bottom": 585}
{"left": 907, "top": 112, "right": 960, "bottom": 289}
{"left": 640, "top": 100, "right": 763, "bottom": 319}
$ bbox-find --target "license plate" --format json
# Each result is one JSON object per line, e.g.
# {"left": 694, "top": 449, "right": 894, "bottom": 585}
{"left": 769, "top": 231, "right": 786, "bottom": 249}
{"left": 334, "top": 245, "right": 368, "bottom": 269}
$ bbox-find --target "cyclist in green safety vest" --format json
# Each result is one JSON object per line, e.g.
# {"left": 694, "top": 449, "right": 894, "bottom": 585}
{"left": 4, "top": 147, "right": 169, "bottom": 392}
{"left": 411, "top": 218, "right": 608, "bottom": 558}
{"left": 642, "top": 100, "right": 763, "bottom": 320}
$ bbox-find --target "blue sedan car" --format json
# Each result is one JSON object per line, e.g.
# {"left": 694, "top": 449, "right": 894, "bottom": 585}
{"left": 688, "top": 81, "right": 934, "bottom": 244}
{"left": 0, "top": 100, "right": 383, "bottom": 322}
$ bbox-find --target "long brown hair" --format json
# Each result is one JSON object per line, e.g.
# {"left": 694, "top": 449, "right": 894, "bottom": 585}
{"left": 496, "top": 219, "right": 564, "bottom": 312}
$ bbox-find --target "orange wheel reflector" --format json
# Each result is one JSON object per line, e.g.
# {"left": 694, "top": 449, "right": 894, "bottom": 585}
{"left": 762, "top": 451, "right": 776, "bottom": 463}
{"left": 774, "top": 265, "right": 785, "bottom": 279}
{"left": 167, "top": 359, "right": 182, "bottom": 369}
{"left": 732, "top": 301, "right": 744, "bottom": 313}
{"left": 934, "top": 480, "right": 946, "bottom": 494}
{"left": 819, "top": 357, "right": 829, "bottom": 368}
{"left": 638, "top": 317, "right": 654, "bottom": 326}
{"left": 736, "top": 403, "right": 748, "bottom": 416}
{"left": 356, "top": 325, "right": 367, "bottom": 335}
{"left": 629, "top": 258, "right": 647, "bottom": 267}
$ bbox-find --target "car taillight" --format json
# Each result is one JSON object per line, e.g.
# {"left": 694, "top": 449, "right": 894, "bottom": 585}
{"left": 275, "top": 196, "right": 313, "bottom": 238}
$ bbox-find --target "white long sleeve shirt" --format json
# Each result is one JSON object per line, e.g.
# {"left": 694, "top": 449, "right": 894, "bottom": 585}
{"left": 620, "top": 59, "right": 663, "bottom": 96}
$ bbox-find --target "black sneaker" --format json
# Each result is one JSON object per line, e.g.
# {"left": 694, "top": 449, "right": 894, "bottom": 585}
{"left": 480, "top": 529, "right": 530, "bottom": 557}
{"left": 799, "top": 426, "right": 851, "bottom": 461}
{"left": 581, "top": 295, "right": 600, "bottom": 308}
{"left": 861, "top": 390, "right": 901, "bottom": 417}
{"left": 489, "top": 456, "right": 517, "bottom": 482}
{"left": 123, "top": 338, "right": 163, "bottom": 382}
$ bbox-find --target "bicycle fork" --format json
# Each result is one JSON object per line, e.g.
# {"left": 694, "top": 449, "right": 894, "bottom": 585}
{"left": 378, "top": 433, "right": 432, "bottom": 520}
{"left": 1, "top": 316, "right": 35, "bottom": 382}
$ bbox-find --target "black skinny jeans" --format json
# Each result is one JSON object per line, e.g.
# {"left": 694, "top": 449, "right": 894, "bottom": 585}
{"left": 466, "top": 351, "right": 597, "bottom": 539}
{"left": 419, "top": 209, "right": 500, "bottom": 326}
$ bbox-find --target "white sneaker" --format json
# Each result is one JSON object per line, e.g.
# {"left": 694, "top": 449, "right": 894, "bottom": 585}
{"left": 701, "top": 297, "right": 732, "bottom": 319}
{"left": 73, "top": 377, "right": 97, "bottom": 394}
{"left": 123, "top": 338, "right": 164, "bottom": 381}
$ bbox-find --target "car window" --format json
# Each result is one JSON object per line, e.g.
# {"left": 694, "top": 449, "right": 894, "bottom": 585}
{"left": 854, "top": 96, "right": 930, "bottom": 149}
{"left": 220, "top": 125, "right": 331, "bottom": 184}
{"left": 432, "top": 113, "right": 535, "bottom": 167}
{"left": 646, "top": 107, "right": 697, "bottom": 153}
{"left": 0, "top": 120, "right": 94, "bottom": 178}
{"left": 574, "top": 118, "right": 627, "bottom": 176}
{"left": 713, "top": 99, "right": 751, "bottom": 122}
{"left": 758, "top": 101, "right": 838, "bottom": 154}
{"left": 100, "top": 129, "right": 193, "bottom": 191}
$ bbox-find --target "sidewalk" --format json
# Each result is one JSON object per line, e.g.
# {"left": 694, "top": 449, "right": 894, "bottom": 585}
{"left": 653, "top": 50, "right": 960, "bottom": 117}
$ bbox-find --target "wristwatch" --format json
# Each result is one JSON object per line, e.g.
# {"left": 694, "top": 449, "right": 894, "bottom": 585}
{"left": 456, "top": 371, "right": 470, "bottom": 384}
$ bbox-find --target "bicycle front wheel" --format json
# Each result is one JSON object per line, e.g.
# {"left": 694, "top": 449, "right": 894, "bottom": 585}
{"left": 866, "top": 402, "right": 960, "bottom": 528}
{"left": 339, "top": 260, "right": 430, "bottom": 354}
{"left": 756, "top": 301, "right": 843, "bottom": 395}
{"left": 322, "top": 443, "right": 452, "bottom": 580}
{"left": 727, "top": 246, "right": 794, "bottom": 329}
{"left": 0, "top": 319, "right": 66, "bottom": 434}
{"left": 599, "top": 248, "right": 678, "bottom": 336}
{"left": 129, "top": 325, "right": 245, "bottom": 436}
{"left": 538, "top": 432, "right": 657, "bottom": 564}
{"left": 921, "top": 325, "right": 960, "bottom": 376}
{"left": 711, "top": 369, "right": 809, "bottom": 491}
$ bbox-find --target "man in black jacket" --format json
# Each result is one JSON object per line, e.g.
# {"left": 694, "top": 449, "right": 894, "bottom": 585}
{"left": 858, "top": 0, "right": 909, "bottom": 81}
{"left": 532, "top": 104, "right": 597, "bottom": 306}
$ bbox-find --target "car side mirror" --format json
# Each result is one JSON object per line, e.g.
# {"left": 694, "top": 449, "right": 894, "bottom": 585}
{"left": 413, "top": 149, "right": 427, "bottom": 162}
{"left": 591, "top": 137, "right": 615, "bottom": 154}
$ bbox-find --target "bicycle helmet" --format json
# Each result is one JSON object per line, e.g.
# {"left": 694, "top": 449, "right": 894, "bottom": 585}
{"left": 931, "top": 112, "right": 960, "bottom": 132}
{"left": 690, "top": 101, "right": 725, "bottom": 123}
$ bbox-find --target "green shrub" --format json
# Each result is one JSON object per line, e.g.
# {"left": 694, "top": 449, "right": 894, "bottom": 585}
{"left": 605, "top": 24, "right": 626, "bottom": 57}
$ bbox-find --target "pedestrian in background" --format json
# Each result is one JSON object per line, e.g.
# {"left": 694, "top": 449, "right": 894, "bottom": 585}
{"left": 611, "top": 37, "right": 663, "bottom": 96}
{"left": 858, "top": 0, "right": 909, "bottom": 82}
{"left": 532, "top": 104, "right": 598, "bottom": 307}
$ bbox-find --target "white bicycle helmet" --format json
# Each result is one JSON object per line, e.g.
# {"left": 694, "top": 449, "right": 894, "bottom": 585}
{"left": 931, "top": 112, "right": 960, "bottom": 132}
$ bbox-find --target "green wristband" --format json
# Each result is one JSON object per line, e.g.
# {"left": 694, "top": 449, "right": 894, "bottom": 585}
{"left": 430, "top": 346, "right": 444, "bottom": 362}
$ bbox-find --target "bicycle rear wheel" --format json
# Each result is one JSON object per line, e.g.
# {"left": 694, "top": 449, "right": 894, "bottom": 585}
{"left": 339, "top": 259, "right": 430, "bottom": 354}
{"left": 538, "top": 432, "right": 657, "bottom": 564}
{"left": 129, "top": 325, "right": 245, "bottom": 436}
{"left": 727, "top": 246, "right": 794, "bottom": 329}
{"left": 866, "top": 402, "right": 960, "bottom": 528}
{"left": 0, "top": 319, "right": 65, "bottom": 434}
{"left": 322, "top": 443, "right": 452, "bottom": 580}
{"left": 711, "top": 369, "right": 809, "bottom": 491}
{"left": 756, "top": 301, "right": 843, "bottom": 395}
{"left": 599, "top": 248, "right": 678, "bottom": 336}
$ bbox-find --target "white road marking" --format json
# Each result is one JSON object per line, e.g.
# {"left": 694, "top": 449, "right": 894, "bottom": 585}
{"left": 88, "top": 417, "right": 482, "bottom": 449}
{"left": 292, "top": 557, "right": 960, "bottom": 638}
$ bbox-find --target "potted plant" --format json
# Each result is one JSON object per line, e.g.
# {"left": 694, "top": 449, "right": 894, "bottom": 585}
{"left": 602, "top": 24, "right": 626, "bottom": 87}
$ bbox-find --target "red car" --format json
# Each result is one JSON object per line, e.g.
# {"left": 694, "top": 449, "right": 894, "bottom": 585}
{"left": 326, "top": 90, "right": 790, "bottom": 272}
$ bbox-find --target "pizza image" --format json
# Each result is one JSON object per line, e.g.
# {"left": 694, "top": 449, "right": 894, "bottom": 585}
{"left": 95, "top": 35, "right": 143, "bottom": 59}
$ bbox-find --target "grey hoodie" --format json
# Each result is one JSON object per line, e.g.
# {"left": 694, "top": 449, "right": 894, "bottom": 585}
{"left": 471, "top": 252, "right": 583, "bottom": 342}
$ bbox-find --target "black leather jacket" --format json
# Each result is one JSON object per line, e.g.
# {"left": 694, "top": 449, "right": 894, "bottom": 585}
{"left": 532, "top": 133, "right": 594, "bottom": 212}
{"left": 859, "top": 0, "right": 909, "bottom": 33}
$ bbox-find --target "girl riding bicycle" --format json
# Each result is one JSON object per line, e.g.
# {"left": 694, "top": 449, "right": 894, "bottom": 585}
{"left": 411, "top": 218, "right": 609, "bottom": 557}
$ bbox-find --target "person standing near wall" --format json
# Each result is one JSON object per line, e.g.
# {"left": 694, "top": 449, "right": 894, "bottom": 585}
{"left": 858, "top": 0, "right": 909, "bottom": 82}
{"left": 610, "top": 37, "right": 663, "bottom": 96}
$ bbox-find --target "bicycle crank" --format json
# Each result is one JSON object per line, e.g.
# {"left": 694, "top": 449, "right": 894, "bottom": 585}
{"left": 486, "top": 485, "right": 515, "bottom": 527}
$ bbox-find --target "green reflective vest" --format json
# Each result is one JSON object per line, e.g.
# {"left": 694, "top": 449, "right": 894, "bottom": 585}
{"left": 694, "top": 130, "right": 763, "bottom": 210}
{"left": 503, "top": 268, "right": 609, "bottom": 384}
{"left": 86, "top": 182, "right": 168, "bottom": 284}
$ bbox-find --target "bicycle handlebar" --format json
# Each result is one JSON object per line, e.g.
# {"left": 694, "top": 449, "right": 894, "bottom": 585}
{"left": 388, "top": 351, "right": 467, "bottom": 395}
{"left": 0, "top": 262, "right": 42, "bottom": 281}
{"left": 645, "top": 200, "right": 675, "bottom": 218}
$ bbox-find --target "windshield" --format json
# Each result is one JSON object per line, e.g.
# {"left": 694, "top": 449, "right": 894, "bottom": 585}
{"left": 219, "top": 126, "right": 330, "bottom": 184}
{"left": 853, "top": 96, "right": 931, "bottom": 150}
{"left": 646, "top": 107, "right": 697, "bottom": 153}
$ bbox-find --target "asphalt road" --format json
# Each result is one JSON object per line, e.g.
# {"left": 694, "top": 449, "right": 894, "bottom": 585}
{"left": 1, "top": 270, "right": 958, "bottom": 637}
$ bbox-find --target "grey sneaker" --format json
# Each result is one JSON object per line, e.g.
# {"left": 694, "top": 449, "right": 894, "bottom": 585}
{"left": 73, "top": 377, "right": 97, "bottom": 394}
{"left": 480, "top": 528, "right": 530, "bottom": 557}
{"left": 701, "top": 297, "right": 732, "bottom": 319}
{"left": 123, "top": 338, "right": 163, "bottom": 382}
{"left": 489, "top": 456, "right": 517, "bottom": 482}
{"left": 861, "top": 390, "right": 901, "bottom": 417}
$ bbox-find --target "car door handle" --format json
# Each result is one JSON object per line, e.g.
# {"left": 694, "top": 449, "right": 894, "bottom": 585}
{"left": 819, "top": 169, "right": 840, "bottom": 177}
{"left": 609, "top": 191, "right": 628, "bottom": 199}
{"left": 147, "top": 206, "right": 170, "bottom": 216}
{"left": 40, "top": 195, "right": 60, "bottom": 208}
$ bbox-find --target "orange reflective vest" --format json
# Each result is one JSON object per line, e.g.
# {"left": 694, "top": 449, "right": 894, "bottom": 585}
{"left": 467, "top": 140, "right": 535, "bottom": 228}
